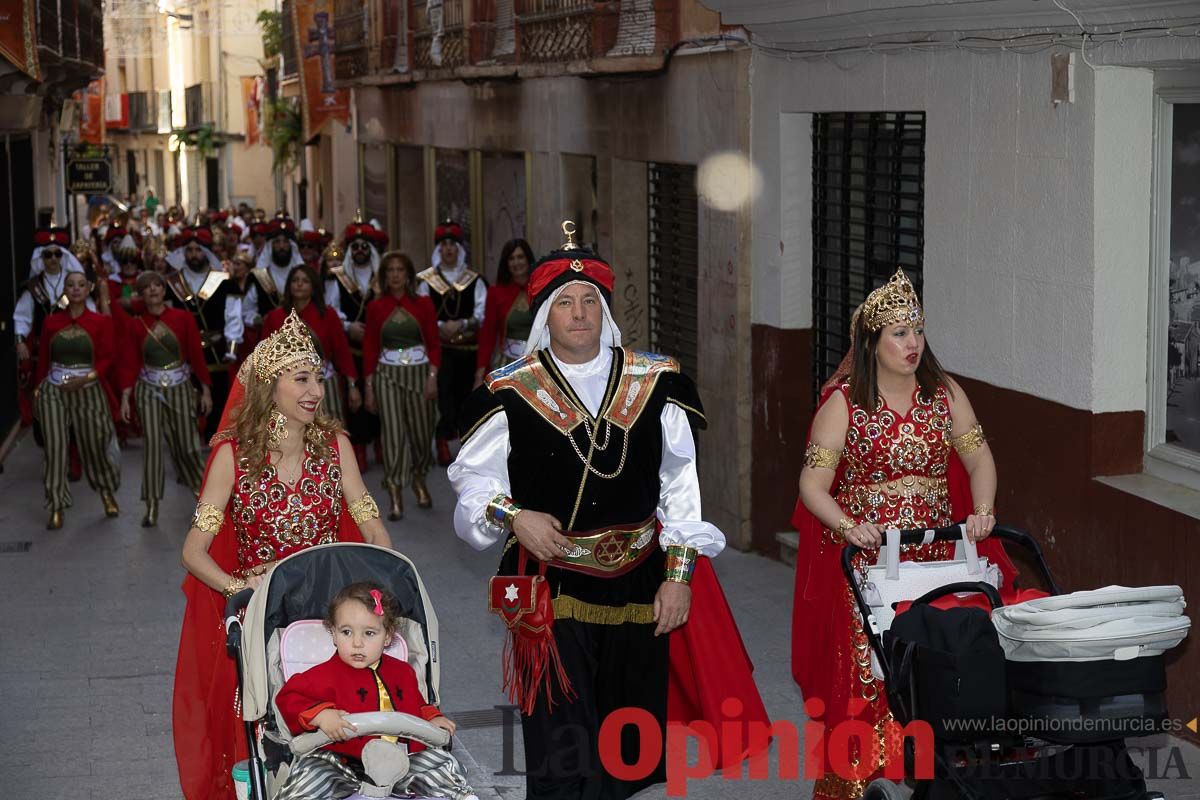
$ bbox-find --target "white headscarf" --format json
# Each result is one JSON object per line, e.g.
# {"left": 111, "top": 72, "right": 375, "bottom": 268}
{"left": 431, "top": 239, "right": 468, "bottom": 271}
{"left": 343, "top": 241, "right": 381, "bottom": 275}
{"left": 29, "top": 246, "right": 85, "bottom": 279}
{"left": 166, "top": 242, "right": 223, "bottom": 273}
{"left": 523, "top": 280, "right": 622, "bottom": 356}
{"left": 255, "top": 236, "right": 305, "bottom": 271}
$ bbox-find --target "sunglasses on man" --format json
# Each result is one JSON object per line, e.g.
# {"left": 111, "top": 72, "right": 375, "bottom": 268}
{"left": 43, "top": 249, "right": 62, "bottom": 259}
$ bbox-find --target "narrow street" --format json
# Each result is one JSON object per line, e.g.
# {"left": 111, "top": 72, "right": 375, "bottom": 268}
{"left": 2, "top": 432, "right": 1198, "bottom": 799}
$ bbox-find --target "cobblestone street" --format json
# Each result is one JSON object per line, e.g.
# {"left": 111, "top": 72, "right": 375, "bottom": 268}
{"left": 1, "top": 433, "right": 1197, "bottom": 799}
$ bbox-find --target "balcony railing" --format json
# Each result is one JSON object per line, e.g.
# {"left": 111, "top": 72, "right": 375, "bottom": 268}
{"left": 37, "top": 0, "right": 104, "bottom": 68}
{"left": 184, "top": 83, "right": 214, "bottom": 129}
{"left": 332, "top": 0, "right": 674, "bottom": 82}
{"left": 411, "top": 0, "right": 468, "bottom": 70}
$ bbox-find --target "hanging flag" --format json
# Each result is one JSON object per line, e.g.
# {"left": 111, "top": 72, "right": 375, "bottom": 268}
{"left": 0, "top": 0, "right": 39, "bottom": 80}
{"left": 78, "top": 79, "right": 105, "bottom": 144}
{"left": 292, "top": 0, "right": 350, "bottom": 141}
{"left": 242, "top": 76, "right": 263, "bottom": 146}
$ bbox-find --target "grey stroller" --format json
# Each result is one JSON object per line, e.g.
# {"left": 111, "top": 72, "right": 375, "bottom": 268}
{"left": 225, "top": 542, "right": 455, "bottom": 800}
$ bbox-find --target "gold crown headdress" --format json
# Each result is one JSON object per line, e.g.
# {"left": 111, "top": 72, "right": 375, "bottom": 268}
{"left": 245, "top": 309, "right": 322, "bottom": 383}
{"left": 70, "top": 238, "right": 95, "bottom": 259}
{"left": 861, "top": 268, "right": 925, "bottom": 332}
{"left": 322, "top": 241, "right": 344, "bottom": 261}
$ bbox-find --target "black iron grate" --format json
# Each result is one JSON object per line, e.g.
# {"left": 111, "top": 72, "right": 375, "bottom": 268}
{"left": 648, "top": 162, "right": 699, "bottom": 381}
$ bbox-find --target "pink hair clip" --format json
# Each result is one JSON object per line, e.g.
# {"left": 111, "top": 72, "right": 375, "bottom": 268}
{"left": 369, "top": 589, "right": 384, "bottom": 616}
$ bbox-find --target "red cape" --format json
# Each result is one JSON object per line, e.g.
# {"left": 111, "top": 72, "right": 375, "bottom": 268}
{"left": 171, "top": 442, "right": 365, "bottom": 800}
{"left": 668, "top": 557, "right": 772, "bottom": 775}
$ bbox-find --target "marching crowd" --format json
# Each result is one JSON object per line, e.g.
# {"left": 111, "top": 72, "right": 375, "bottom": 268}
{"left": 13, "top": 205, "right": 533, "bottom": 529}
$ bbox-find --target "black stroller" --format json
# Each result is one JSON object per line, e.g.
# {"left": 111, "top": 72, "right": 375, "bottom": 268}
{"left": 843, "top": 522, "right": 1175, "bottom": 800}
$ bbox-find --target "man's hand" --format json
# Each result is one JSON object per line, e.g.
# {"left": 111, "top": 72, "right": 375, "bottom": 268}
{"left": 364, "top": 386, "right": 378, "bottom": 414}
{"left": 198, "top": 386, "right": 213, "bottom": 416}
{"left": 312, "top": 708, "right": 358, "bottom": 742}
{"left": 512, "top": 510, "right": 575, "bottom": 562}
{"left": 653, "top": 581, "right": 691, "bottom": 637}
{"left": 348, "top": 322, "right": 366, "bottom": 343}
{"left": 348, "top": 383, "right": 363, "bottom": 413}
{"left": 120, "top": 391, "right": 133, "bottom": 423}
{"left": 16, "top": 341, "right": 30, "bottom": 361}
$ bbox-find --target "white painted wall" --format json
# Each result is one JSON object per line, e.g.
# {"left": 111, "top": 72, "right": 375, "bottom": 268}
{"left": 749, "top": 37, "right": 1197, "bottom": 413}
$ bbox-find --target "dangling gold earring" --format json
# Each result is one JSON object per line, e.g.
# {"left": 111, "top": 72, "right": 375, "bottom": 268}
{"left": 268, "top": 406, "right": 289, "bottom": 447}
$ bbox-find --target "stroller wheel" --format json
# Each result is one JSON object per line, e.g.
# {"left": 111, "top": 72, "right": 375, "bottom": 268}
{"left": 863, "top": 779, "right": 911, "bottom": 800}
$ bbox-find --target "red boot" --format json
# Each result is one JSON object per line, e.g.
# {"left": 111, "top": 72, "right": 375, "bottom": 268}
{"left": 353, "top": 443, "right": 369, "bottom": 473}
{"left": 436, "top": 438, "right": 452, "bottom": 467}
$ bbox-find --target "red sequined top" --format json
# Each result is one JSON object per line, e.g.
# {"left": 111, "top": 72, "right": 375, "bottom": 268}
{"left": 228, "top": 431, "right": 344, "bottom": 574}
{"left": 833, "top": 382, "right": 955, "bottom": 531}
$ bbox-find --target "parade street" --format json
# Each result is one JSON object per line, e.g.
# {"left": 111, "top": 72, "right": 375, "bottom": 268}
{"left": 0, "top": 432, "right": 1196, "bottom": 799}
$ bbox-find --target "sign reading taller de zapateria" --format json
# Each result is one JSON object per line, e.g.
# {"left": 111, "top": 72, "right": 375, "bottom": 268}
{"left": 66, "top": 145, "right": 114, "bottom": 194}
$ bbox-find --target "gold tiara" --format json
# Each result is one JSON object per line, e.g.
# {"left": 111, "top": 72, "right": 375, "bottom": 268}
{"left": 861, "top": 268, "right": 925, "bottom": 332}
{"left": 251, "top": 309, "right": 322, "bottom": 382}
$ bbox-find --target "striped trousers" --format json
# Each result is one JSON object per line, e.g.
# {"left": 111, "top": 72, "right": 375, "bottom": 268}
{"left": 34, "top": 381, "right": 121, "bottom": 512}
{"left": 134, "top": 379, "right": 205, "bottom": 502}
{"left": 323, "top": 373, "right": 346, "bottom": 424}
{"left": 376, "top": 364, "right": 437, "bottom": 489}
{"left": 275, "top": 747, "right": 474, "bottom": 800}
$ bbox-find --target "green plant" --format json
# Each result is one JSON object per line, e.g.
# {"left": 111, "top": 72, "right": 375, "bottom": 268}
{"left": 257, "top": 10, "right": 283, "bottom": 60}
{"left": 170, "top": 124, "right": 217, "bottom": 158}
{"left": 265, "top": 98, "right": 302, "bottom": 174}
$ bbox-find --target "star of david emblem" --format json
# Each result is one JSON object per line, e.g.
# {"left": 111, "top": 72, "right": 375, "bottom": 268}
{"left": 504, "top": 584, "right": 519, "bottom": 602}
{"left": 594, "top": 533, "right": 627, "bottom": 566}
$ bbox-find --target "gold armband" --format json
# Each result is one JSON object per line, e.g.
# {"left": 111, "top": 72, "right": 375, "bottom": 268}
{"left": 664, "top": 545, "right": 699, "bottom": 585}
{"left": 951, "top": 424, "right": 986, "bottom": 455}
{"left": 804, "top": 443, "right": 841, "bottom": 471}
{"left": 223, "top": 576, "right": 247, "bottom": 598}
{"left": 833, "top": 517, "right": 856, "bottom": 544}
{"left": 485, "top": 494, "right": 523, "bottom": 533}
{"left": 192, "top": 501, "right": 224, "bottom": 534}
{"left": 348, "top": 490, "right": 381, "bottom": 524}
{"left": 974, "top": 503, "right": 994, "bottom": 516}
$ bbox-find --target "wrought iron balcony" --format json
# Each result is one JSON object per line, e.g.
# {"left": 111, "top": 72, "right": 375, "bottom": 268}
{"left": 184, "top": 83, "right": 214, "bottom": 130}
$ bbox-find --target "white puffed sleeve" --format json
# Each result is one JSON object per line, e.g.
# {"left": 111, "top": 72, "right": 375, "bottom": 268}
{"left": 241, "top": 284, "right": 260, "bottom": 327}
{"left": 447, "top": 410, "right": 512, "bottom": 551}
{"left": 223, "top": 294, "right": 244, "bottom": 346}
{"left": 472, "top": 279, "right": 487, "bottom": 324}
{"left": 657, "top": 403, "right": 725, "bottom": 557}
{"left": 13, "top": 291, "right": 34, "bottom": 337}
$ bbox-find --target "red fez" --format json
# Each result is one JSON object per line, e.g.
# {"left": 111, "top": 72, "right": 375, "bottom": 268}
{"left": 434, "top": 220, "right": 463, "bottom": 245}
{"left": 343, "top": 221, "right": 377, "bottom": 246}
{"left": 268, "top": 217, "right": 296, "bottom": 240}
{"left": 34, "top": 227, "right": 71, "bottom": 247}
{"left": 176, "top": 226, "right": 214, "bottom": 249}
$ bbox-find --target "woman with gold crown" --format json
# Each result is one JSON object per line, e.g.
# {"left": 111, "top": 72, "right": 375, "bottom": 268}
{"left": 172, "top": 309, "right": 392, "bottom": 800}
{"left": 791, "top": 268, "right": 1018, "bottom": 799}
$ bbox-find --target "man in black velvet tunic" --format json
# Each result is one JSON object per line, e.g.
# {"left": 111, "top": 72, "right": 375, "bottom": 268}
{"left": 449, "top": 222, "right": 765, "bottom": 800}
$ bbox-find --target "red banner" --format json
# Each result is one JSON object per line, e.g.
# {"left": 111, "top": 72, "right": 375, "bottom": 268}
{"left": 0, "top": 0, "right": 39, "bottom": 80}
{"left": 78, "top": 79, "right": 104, "bottom": 144}
{"left": 242, "top": 76, "right": 263, "bottom": 146}
{"left": 292, "top": 0, "right": 350, "bottom": 141}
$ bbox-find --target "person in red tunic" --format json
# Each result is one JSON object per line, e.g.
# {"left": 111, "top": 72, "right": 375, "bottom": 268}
{"left": 362, "top": 252, "right": 441, "bottom": 519}
{"left": 119, "top": 270, "right": 213, "bottom": 527}
{"left": 273, "top": 581, "right": 476, "bottom": 800}
{"left": 791, "top": 269, "right": 1016, "bottom": 799}
{"left": 261, "top": 265, "right": 362, "bottom": 426}
{"left": 173, "top": 310, "right": 393, "bottom": 800}
{"left": 33, "top": 270, "right": 122, "bottom": 529}
{"left": 474, "top": 238, "right": 534, "bottom": 387}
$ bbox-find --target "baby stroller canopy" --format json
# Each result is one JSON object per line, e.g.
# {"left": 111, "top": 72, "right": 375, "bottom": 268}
{"left": 238, "top": 542, "right": 441, "bottom": 722}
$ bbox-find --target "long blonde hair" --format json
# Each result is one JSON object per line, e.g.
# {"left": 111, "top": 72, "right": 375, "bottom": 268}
{"left": 232, "top": 367, "right": 341, "bottom": 478}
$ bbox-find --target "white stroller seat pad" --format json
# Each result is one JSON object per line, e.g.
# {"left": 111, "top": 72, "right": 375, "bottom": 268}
{"left": 279, "top": 619, "right": 410, "bottom": 680}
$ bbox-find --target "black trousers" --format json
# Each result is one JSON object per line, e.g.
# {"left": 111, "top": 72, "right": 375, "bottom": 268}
{"left": 203, "top": 368, "right": 230, "bottom": 442}
{"left": 437, "top": 347, "right": 477, "bottom": 440}
{"left": 521, "top": 617, "right": 669, "bottom": 800}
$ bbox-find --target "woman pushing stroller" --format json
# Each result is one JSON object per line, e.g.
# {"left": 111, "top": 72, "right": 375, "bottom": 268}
{"left": 791, "top": 268, "right": 1017, "bottom": 799}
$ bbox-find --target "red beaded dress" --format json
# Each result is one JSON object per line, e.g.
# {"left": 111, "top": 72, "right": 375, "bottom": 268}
{"left": 791, "top": 382, "right": 1016, "bottom": 800}
{"left": 172, "top": 382, "right": 363, "bottom": 800}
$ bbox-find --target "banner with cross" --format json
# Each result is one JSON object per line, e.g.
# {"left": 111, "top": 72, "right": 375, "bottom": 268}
{"left": 292, "top": 0, "right": 351, "bottom": 141}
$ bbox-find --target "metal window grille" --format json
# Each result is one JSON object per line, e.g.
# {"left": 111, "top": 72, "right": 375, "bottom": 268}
{"left": 281, "top": 0, "right": 299, "bottom": 78}
{"left": 648, "top": 162, "right": 699, "bottom": 380}
{"left": 811, "top": 111, "right": 926, "bottom": 397}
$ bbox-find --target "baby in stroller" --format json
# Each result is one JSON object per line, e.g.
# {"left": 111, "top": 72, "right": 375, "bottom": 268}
{"left": 273, "top": 581, "right": 477, "bottom": 800}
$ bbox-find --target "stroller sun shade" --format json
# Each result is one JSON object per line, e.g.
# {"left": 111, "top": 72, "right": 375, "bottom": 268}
{"left": 238, "top": 543, "right": 441, "bottom": 721}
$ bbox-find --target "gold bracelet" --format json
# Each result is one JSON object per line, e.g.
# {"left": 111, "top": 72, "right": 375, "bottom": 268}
{"left": 664, "top": 545, "right": 699, "bottom": 585}
{"left": 974, "top": 503, "right": 994, "bottom": 516}
{"left": 192, "top": 501, "right": 224, "bottom": 535}
{"left": 951, "top": 424, "right": 986, "bottom": 455}
{"left": 348, "top": 490, "right": 381, "bottom": 524}
{"left": 833, "top": 517, "right": 855, "bottom": 544}
{"left": 485, "top": 495, "right": 523, "bottom": 532}
{"left": 804, "top": 443, "right": 841, "bottom": 471}
{"left": 222, "top": 576, "right": 247, "bottom": 598}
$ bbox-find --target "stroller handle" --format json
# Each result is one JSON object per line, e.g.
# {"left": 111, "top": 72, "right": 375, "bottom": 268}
{"left": 290, "top": 711, "right": 452, "bottom": 756}
{"left": 840, "top": 522, "right": 1061, "bottom": 595}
